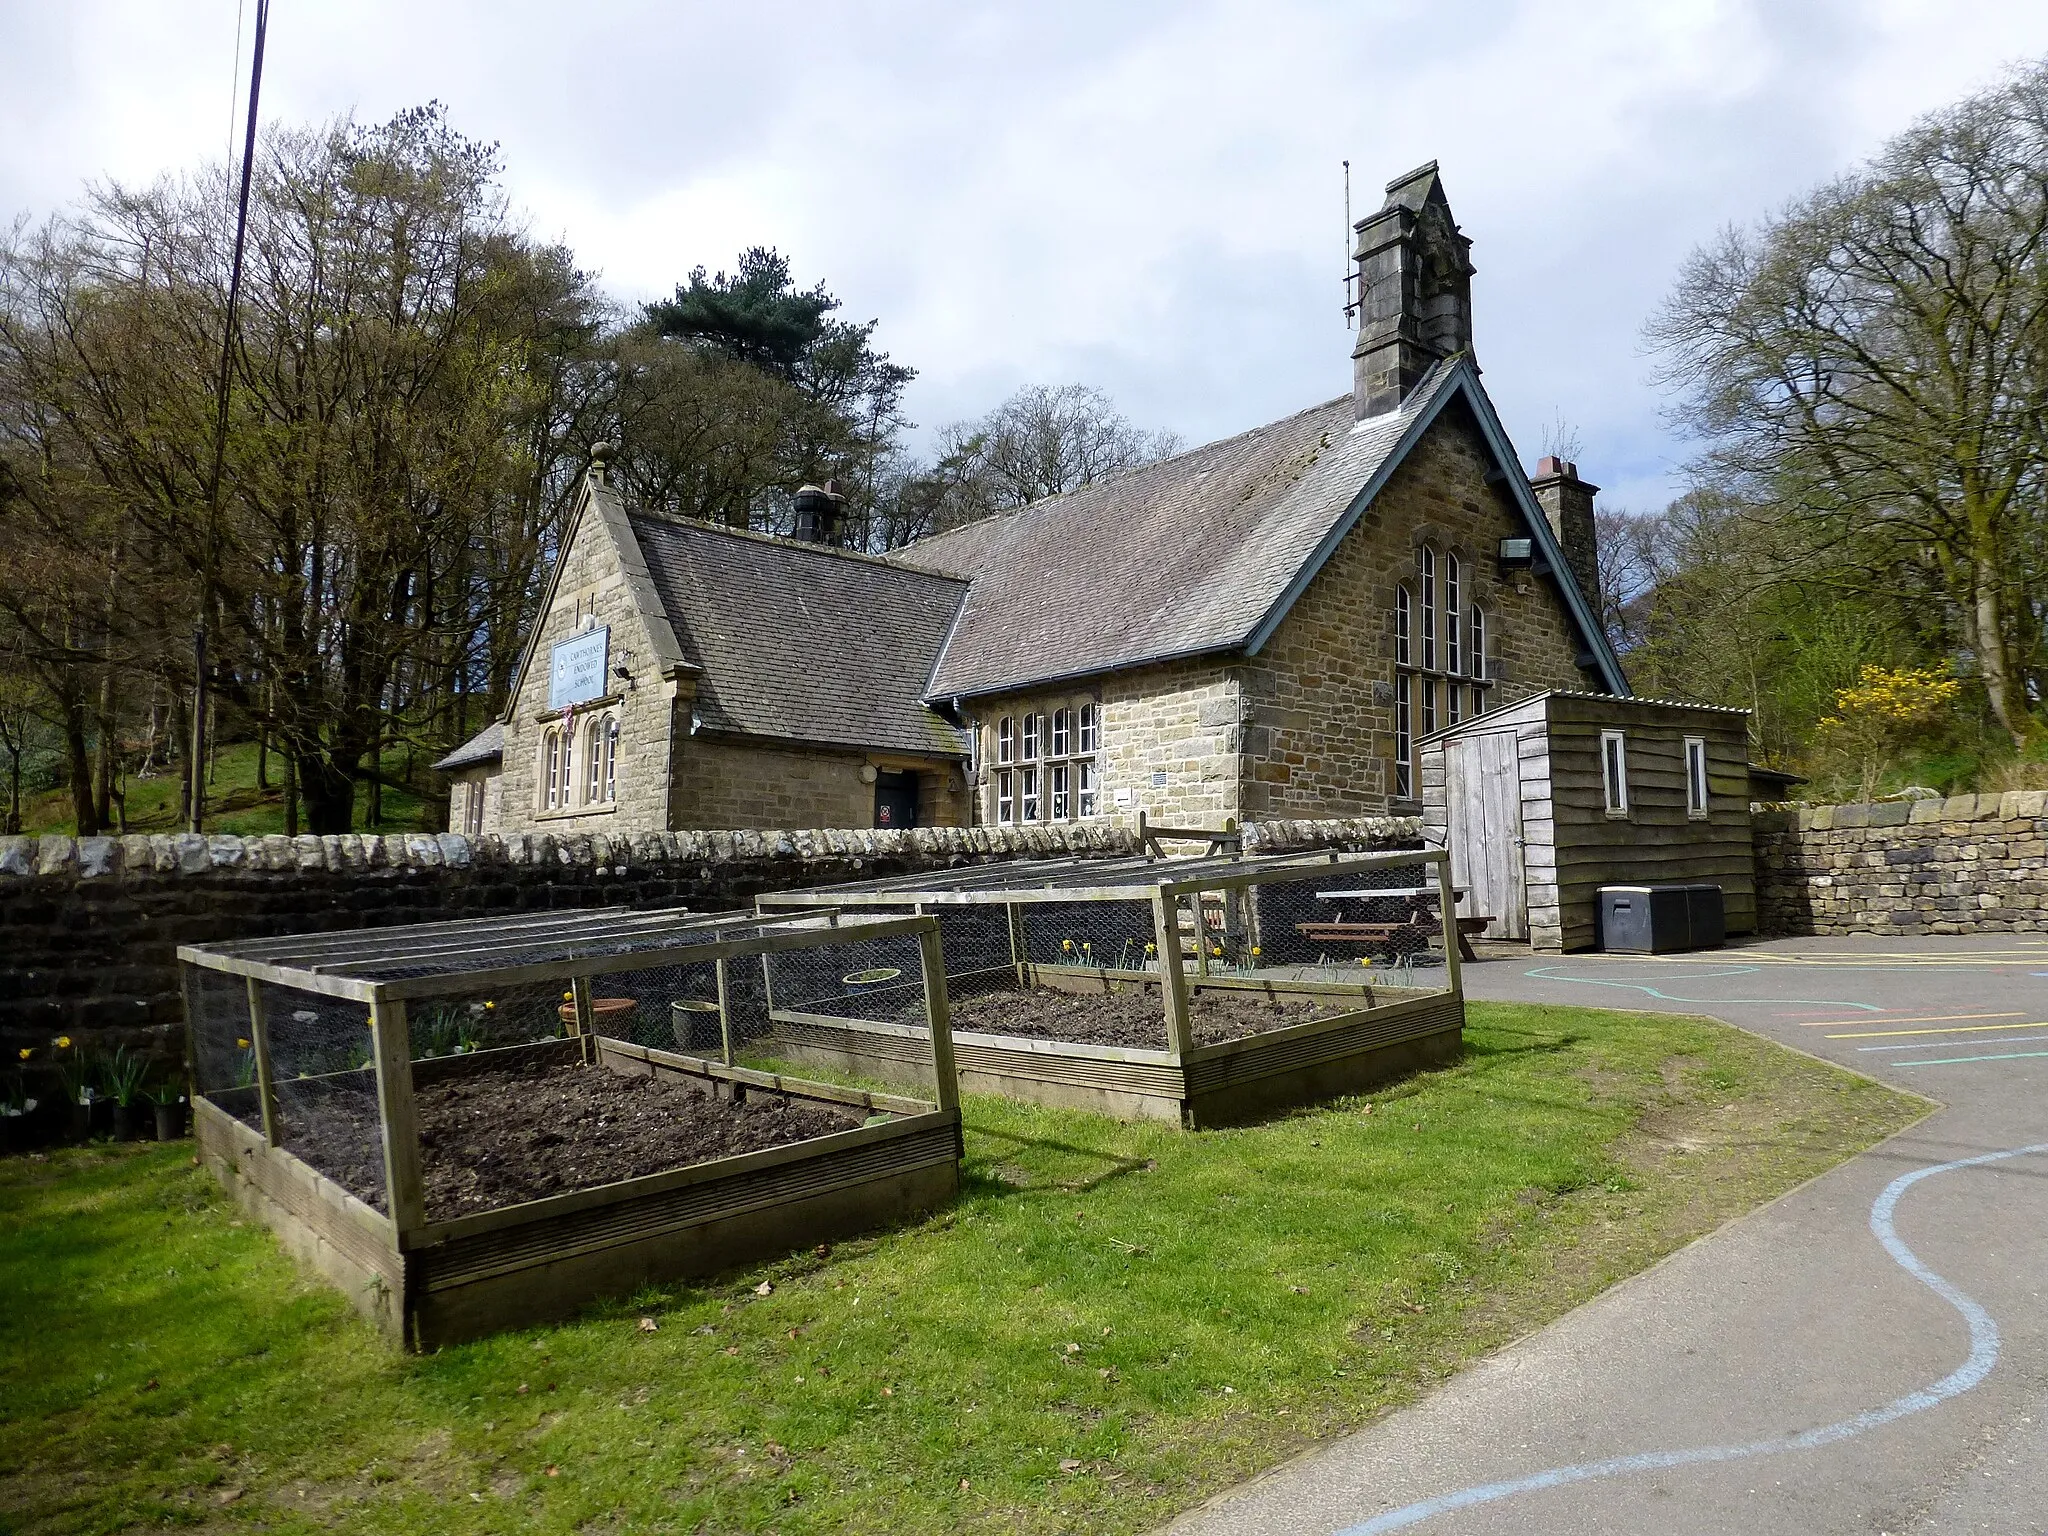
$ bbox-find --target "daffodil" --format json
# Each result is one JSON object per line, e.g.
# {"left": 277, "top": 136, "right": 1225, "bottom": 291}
{"left": 54, "top": 1035, "right": 71, "bottom": 1050}
{"left": 237, "top": 1037, "right": 251, "bottom": 1050}
{"left": 1251, "top": 946, "right": 1262, "bottom": 957}
{"left": 16, "top": 1048, "right": 29, "bottom": 1061}
{"left": 484, "top": 1000, "right": 496, "bottom": 1010}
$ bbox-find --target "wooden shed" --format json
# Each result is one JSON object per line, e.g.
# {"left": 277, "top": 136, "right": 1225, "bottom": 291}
{"left": 1418, "top": 691, "right": 1755, "bottom": 951}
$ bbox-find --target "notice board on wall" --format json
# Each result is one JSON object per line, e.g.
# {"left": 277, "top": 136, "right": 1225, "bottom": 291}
{"left": 549, "top": 627, "right": 609, "bottom": 710}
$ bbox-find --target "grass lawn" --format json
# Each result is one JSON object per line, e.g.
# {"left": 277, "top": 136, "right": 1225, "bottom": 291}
{"left": 19, "top": 741, "right": 436, "bottom": 838}
{"left": 0, "top": 1002, "right": 1923, "bottom": 1535}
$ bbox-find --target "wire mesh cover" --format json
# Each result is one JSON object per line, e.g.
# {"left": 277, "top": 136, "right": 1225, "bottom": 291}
{"left": 1243, "top": 859, "right": 1450, "bottom": 974}
{"left": 188, "top": 965, "right": 260, "bottom": 1127}
{"left": 257, "top": 983, "right": 387, "bottom": 1212}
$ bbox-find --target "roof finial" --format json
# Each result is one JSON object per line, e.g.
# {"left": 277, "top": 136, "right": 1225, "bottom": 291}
{"left": 588, "top": 440, "right": 619, "bottom": 486}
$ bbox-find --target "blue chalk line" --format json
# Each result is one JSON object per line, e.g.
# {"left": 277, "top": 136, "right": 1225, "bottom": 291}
{"left": 1522, "top": 964, "right": 1884, "bottom": 1011}
{"left": 1336, "top": 1140, "right": 2047, "bottom": 1534}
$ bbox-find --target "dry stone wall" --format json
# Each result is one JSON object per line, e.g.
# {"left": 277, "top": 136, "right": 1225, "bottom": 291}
{"left": 0, "top": 816, "right": 1418, "bottom": 1082}
{"left": 1753, "top": 792, "right": 2048, "bottom": 936}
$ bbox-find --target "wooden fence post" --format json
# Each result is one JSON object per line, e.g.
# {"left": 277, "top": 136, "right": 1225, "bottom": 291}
{"left": 244, "top": 976, "right": 280, "bottom": 1148}
{"left": 916, "top": 922, "right": 960, "bottom": 1113}
{"left": 1151, "top": 887, "right": 1194, "bottom": 1060}
{"left": 368, "top": 996, "right": 425, "bottom": 1235}
{"left": 1434, "top": 850, "right": 1464, "bottom": 995}
{"left": 714, "top": 956, "right": 734, "bottom": 1066}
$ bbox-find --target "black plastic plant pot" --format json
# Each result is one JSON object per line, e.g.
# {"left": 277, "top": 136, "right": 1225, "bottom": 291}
{"left": 112, "top": 1102, "right": 147, "bottom": 1142}
{"left": 155, "top": 1099, "right": 189, "bottom": 1141}
{"left": 89, "top": 1097, "right": 115, "bottom": 1139}
{"left": 1, "top": 1104, "right": 35, "bottom": 1155}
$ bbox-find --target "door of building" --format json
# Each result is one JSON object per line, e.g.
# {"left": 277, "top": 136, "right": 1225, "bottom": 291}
{"left": 1443, "top": 731, "right": 1527, "bottom": 940}
{"left": 874, "top": 770, "right": 919, "bottom": 829}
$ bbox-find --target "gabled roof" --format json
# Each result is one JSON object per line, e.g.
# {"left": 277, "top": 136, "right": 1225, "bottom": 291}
{"left": 1415, "top": 689, "right": 1745, "bottom": 749}
{"left": 894, "top": 358, "right": 1628, "bottom": 699}
{"left": 433, "top": 720, "right": 503, "bottom": 771}
{"left": 629, "top": 514, "right": 970, "bottom": 759}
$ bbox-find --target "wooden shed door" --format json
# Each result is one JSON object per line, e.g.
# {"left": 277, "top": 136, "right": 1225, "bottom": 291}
{"left": 1444, "top": 732, "right": 1527, "bottom": 941}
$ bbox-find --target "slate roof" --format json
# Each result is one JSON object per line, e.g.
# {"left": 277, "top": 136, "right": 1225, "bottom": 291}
{"left": 628, "top": 514, "right": 970, "bottom": 758}
{"left": 433, "top": 720, "right": 503, "bottom": 771}
{"left": 894, "top": 362, "right": 1458, "bottom": 699}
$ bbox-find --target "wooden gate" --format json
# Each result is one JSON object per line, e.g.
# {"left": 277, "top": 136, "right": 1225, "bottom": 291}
{"left": 1444, "top": 730, "right": 1527, "bottom": 941}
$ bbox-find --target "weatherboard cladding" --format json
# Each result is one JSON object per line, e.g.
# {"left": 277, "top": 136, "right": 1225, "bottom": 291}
{"left": 895, "top": 363, "right": 1462, "bottom": 700}
{"left": 627, "top": 515, "right": 969, "bottom": 759}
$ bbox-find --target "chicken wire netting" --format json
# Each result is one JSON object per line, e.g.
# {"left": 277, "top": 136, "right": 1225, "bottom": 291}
{"left": 187, "top": 964, "right": 260, "bottom": 1126}
{"left": 1234, "top": 858, "right": 1454, "bottom": 980}
{"left": 256, "top": 981, "right": 387, "bottom": 1212}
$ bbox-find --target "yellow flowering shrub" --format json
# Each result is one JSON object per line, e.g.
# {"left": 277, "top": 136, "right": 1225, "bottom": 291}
{"left": 1815, "top": 664, "right": 1962, "bottom": 798}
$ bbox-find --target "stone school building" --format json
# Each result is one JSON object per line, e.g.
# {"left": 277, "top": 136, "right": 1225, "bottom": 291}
{"left": 438, "top": 162, "right": 1627, "bottom": 836}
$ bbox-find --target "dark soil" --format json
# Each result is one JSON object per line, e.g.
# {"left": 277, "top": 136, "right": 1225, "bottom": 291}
{"left": 945, "top": 987, "right": 1334, "bottom": 1049}
{"left": 279, "top": 1060, "right": 863, "bottom": 1217}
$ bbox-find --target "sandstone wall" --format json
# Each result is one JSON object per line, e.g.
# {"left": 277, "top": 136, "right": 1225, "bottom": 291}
{"left": 1243, "top": 403, "right": 1590, "bottom": 817}
{"left": 490, "top": 501, "right": 680, "bottom": 837}
{"left": 1753, "top": 792, "right": 2048, "bottom": 936}
{"left": 669, "top": 736, "right": 968, "bottom": 831}
{"left": 0, "top": 816, "right": 1418, "bottom": 1080}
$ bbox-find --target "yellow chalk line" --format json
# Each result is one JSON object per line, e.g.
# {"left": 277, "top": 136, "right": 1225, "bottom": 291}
{"left": 1800, "top": 1012, "right": 2023, "bottom": 1028}
{"left": 1826, "top": 1021, "right": 2048, "bottom": 1040}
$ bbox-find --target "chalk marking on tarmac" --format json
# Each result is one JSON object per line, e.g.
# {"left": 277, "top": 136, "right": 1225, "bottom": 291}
{"left": 1522, "top": 966, "right": 1882, "bottom": 1011}
{"left": 1861, "top": 1034, "right": 2048, "bottom": 1053}
{"left": 1801, "top": 1013, "right": 2023, "bottom": 1028}
{"left": 1826, "top": 1021, "right": 2048, "bottom": 1040}
{"left": 1898, "top": 1050, "right": 2048, "bottom": 1067}
{"left": 1334, "top": 1141, "right": 2047, "bottom": 1535}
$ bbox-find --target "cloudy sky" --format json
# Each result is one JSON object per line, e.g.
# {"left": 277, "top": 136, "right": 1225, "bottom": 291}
{"left": 5, "top": 0, "right": 2047, "bottom": 510}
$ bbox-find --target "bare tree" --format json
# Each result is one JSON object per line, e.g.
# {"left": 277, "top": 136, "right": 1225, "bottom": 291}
{"left": 1647, "top": 58, "right": 2048, "bottom": 744}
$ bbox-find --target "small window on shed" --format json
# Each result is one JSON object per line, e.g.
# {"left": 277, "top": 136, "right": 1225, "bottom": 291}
{"left": 1685, "top": 736, "right": 1709, "bottom": 819}
{"left": 1601, "top": 730, "right": 1630, "bottom": 817}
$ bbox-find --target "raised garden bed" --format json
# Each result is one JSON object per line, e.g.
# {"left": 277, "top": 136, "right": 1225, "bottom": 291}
{"left": 179, "top": 908, "right": 961, "bottom": 1350}
{"left": 759, "top": 847, "right": 1466, "bottom": 1127}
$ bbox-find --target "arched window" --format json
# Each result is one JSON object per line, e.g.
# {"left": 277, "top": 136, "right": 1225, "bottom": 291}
{"left": 558, "top": 728, "right": 574, "bottom": 811}
{"left": 1419, "top": 546, "right": 1438, "bottom": 671}
{"left": 586, "top": 718, "right": 606, "bottom": 803}
{"left": 1050, "top": 708, "right": 1070, "bottom": 757}
{"left": 1445, "top": 553, "right": 1462, "bottom": 675}
{"left": 1022, "top": 713, "right": 1041, "bottom": 761}
{"left": 542, "top": 729, "right": 562, "bottom": 811}
{"left": 1395, "top": 584, "right": 1412, "bottom": 667}
{"left": 603, "top": 715, "right": 619, "bottom": 802}
{"left": 1470, "top": 606, "right": 1486, "bottom": 681}
{"left": 997, "top": 716, "right": 1015, "bottom": 764}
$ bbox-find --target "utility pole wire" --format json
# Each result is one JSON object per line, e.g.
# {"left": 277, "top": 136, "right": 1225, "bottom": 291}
{"left": 191, "top": 0, "right": 269, "bottom": 834}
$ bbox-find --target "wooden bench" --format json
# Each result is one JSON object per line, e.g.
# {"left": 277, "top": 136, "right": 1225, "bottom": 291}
{"left": 1295, "top": 918, "right": 1488, "bottom": 964}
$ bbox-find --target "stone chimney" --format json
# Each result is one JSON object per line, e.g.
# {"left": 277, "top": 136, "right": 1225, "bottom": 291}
{"left": 1528, "top": 456, "right": 1600, "bottom": 608}
{"left": 1351, "top": 162, "right": 1476, "bottom": 419}
{"left": 791, "top": 479, "right": 847, "bottom": 546}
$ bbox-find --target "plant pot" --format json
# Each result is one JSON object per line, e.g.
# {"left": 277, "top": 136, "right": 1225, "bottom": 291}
{"left": 88, "top": 1097, "right": 114, "bottom": 1140}
{"left": 155, "top": 1100, "right": 188, "bottom": 1141}
{"left": 68, "top": 1099, "right": 94, "bottom": 1143}
{"left": 112, "top": 1102, "right": 146, "bottom": 1142}
{"left": 2, "top": 1102, "right": 36, "bottom": 1155}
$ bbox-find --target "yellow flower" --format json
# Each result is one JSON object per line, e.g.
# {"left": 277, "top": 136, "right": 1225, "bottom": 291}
{"left": 53, "top": 1035, "right": 71, "bottom": 1050}
{"left": 484, "top": 1000, "right": 496, "bottom": 1010}
{"left": 1251, "top": 946, "right": 1262, "bottom": 957}
{"left": 1062, "top": 939, "right": 1073, "bottom": 951}
{"left": 563, "top": 990, "right": 574, "bottom": 1002}
{"left": 1359, "top": 957, "right": 1372, "bottom": 968}
{"left": 237, "top": 1037, "right": 251, "bottom": 1050}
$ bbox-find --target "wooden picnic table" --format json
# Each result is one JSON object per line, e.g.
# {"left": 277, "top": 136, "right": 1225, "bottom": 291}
{"left": 1303, "top": 886, "right": 1488, "bottom": 963}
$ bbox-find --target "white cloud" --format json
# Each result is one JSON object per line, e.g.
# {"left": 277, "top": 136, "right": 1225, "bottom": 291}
{"left": 4, "top": 0, "right": 2047, "bottom": 508}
